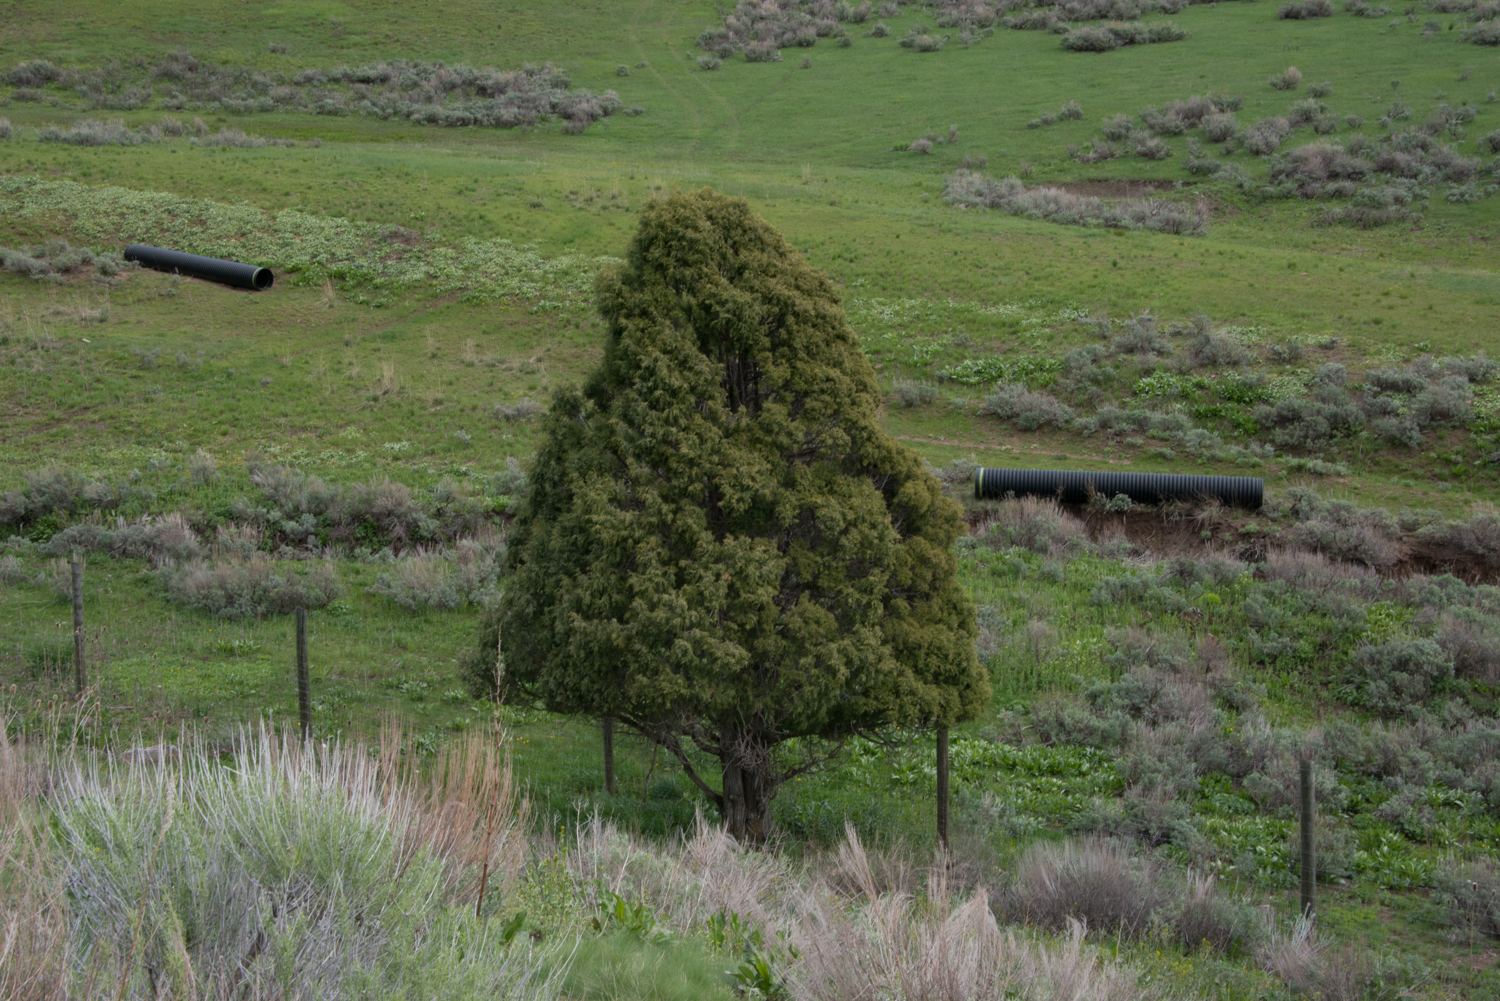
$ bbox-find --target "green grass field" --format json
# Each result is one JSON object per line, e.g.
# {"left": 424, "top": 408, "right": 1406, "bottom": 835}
{"left": 3, "top": 0, "right": 1500, "bottom": 995}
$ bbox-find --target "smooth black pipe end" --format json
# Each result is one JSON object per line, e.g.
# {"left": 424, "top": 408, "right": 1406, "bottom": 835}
{"left": 124, "top": 244, "right": 274, "bottom": 291}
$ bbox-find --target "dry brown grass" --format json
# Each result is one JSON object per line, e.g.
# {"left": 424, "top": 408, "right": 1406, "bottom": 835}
{"left": 794, "top": 825, "right": 1145, "bottom": 1001}
{"left": 1004, "top": 837, "right": 1165, "bottom": 936}
{"left": 0, "top": 719, "right": 70, "bottom": 1001}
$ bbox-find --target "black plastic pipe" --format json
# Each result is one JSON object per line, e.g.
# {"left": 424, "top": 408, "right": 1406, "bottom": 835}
{"left": 124, "top": 244, "right": 273, "bottom": 290}
{"left": 974, "top": 467, "right": 1263, "bottom": 510}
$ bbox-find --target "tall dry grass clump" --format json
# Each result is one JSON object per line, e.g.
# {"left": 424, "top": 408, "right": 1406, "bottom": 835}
{"left": 5, "top": 721, "right": 559, "bottom": 1000}
{"left": 1004, "top": 837, "right": 1164, "bottom": 936}
{"left": 0, "top": 719, "right": 69, "bottom": 1001}
{"left": 793, "top": 825, "right": 1144, "bottom": 1001}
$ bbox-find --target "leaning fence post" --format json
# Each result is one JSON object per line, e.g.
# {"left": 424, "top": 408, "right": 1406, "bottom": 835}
{"left": 936, "top": 724, "right": 951, "bottom": 850}
{"left": 1299, "top": 758, "right": 1316, "bottom": 920}
{"left": 296, "top": 608, "right": 311, "bottom": 743}
{"left": 71, "top": 552, "right": 86, "bottom": 696}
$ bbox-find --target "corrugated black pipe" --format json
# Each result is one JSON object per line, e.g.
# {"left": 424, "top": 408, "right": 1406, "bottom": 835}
{"left": 124, "top": 244, "right": 273, "bottom": 290}
{"left": 974, "top": 467, "right": 1263, "bottom": 510}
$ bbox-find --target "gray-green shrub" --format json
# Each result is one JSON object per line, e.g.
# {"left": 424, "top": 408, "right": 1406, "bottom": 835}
{"left": 893, "top": 379, "right": 938, "bottom": 406}
{"left": 1183, "top": 327, "right": 1251, "bottom": 369}
{"left": 981, "top": 495, "right": 1091, "bottom": 556}
{"left": 51, "top": 729, "right": 563, "bottom": 1000}
{"left": 1268, "top": 66, "right": 1303, "bottom": 91}
{"left": 1433, "top": 860, "right": 1500, "bottom": 940}
{"left": 1061, "top": 19, "right": 1188, "bottom": 50}
{"left": 1347, "top": 638, "right": 1453, "bottom": 717}
{"left": 1278, "top": 0, "right": 1333, "bottom": 17}
{"left": 1101, "top": 113, "right": 1135, "bottom": 140}
{"left": 1111, "top": 314, "right": 1171, "bottom": 355}
{"left": 37, "top": 118, "right": 154, "bottom": 146}
{"left": 162, "top": 554, "right": 343, "bottom": 617}
{"left": 944, "top": 171, "right": 1207, "bottom": 235}
{"left": 367, "top": 541, "right": 501, "bottom": 610}
{"left": 979, "top": 383, "right": 1076, "bottom": 429}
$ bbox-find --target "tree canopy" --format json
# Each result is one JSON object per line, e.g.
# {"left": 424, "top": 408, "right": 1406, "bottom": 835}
{"left": 465, "top": 188, "right": 988, "bottom": 841}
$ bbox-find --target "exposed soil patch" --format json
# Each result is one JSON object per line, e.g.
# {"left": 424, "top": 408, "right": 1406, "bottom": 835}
{"left": 963, "top": 497, "right": 1500, "bottom": 584}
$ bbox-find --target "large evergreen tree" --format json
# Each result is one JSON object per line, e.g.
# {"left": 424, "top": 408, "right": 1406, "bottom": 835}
{"left": 466, "top": 189, "right": 988, "bottom": 841}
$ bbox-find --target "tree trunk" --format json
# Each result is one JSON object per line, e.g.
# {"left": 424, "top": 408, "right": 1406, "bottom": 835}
{"left": 719, "top": 730, "right": 773, "bottom": 844}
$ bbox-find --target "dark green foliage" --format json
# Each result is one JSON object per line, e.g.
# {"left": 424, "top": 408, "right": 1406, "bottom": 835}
{"left": 468, "top": 189, "right": 987, "bottom": 840}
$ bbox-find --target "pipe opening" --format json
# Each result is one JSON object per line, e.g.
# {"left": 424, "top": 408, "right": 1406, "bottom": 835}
{"left": 251, "top": 268, "right": 274, "bottom": 291}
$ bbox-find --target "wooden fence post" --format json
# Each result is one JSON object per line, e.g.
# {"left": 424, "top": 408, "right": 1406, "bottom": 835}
{"left": 296, "top": 608, "right": 311, "bottom": 743}
{"left": 71, "top": 553, "right": 85, "bottom": 696}
{"left": 1300, "top": 758, "right": 1316, "bottom": 920}
{"left": 936, "top": 724, "right": 950, "bottom": 850}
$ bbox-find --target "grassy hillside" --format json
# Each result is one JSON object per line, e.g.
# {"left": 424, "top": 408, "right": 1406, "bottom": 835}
{"left": 3, "top": 0, "right": 1500, "bottom": 996}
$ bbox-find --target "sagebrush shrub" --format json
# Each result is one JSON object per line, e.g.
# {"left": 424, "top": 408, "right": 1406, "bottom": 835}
{"left": 947, "top": 172, "right": 1208, "bottom": 234}
{"left": 1348, "top": 638, "right": 1453, "bottom": 717}
{"left": 1183, "top": 328, "right": 1252, "bottom": 369}
{"left": 367, "top": 540, "right": 501, "bottom": 610}
{"left": 38, "top": 118, "right": 153, "bottom": 146}
{"left": 1286, "top": 517, "right": 1398, "bottom": 568}
{"left": 981, "top": 496, "right": 1090, "bottom": 556}
{"left": 489, "top": 456, "right": 531, "bottom": 499}
{"left": 1278, "top": 0, "right": 1333, "bottom": 17}
{"left": 188, "top": 447, "right": 218, "bottom": 484}
{"left": 1111, "top": 314, "right": 1171, "bottom": 355}
{"left": 1253, "top": 392, "right": 1365, "bottom": 450}
{"left": 43, "top": 513, "right": 204, "bottom": 566}
{"left": 1176, "top": 872, "right": 1264, "bottom": 953}
{"left": 1201, "top": 113, "right": 1237, "bottom": 142}
{"left": 1269, "top": 66, "right": 1303, "bottom": 90}
{"left": 162, "top": 555, "right": 343, "bottom": 618}
{"left": 1433, "top": 860, "right": 1500, "bottom": 940}
{"left": 1237, "top": 117, "right": 1293, "bottom": 155}
{"left": 979, "top": 383, "right": 1076, "bottom": 429}
{"left": 1100, "top": 113, "right": 1135, "bottom": 140}
{"left": 493, "top": 398, "right": 543, "bottom": 421}
{"left": 1461, "top": 18, "right": 1500, "bottom": 44}
{"left": 1133, "top": 135, "right": 1172, "bottom": 160}
{"left": 0, "top": 118, "right": 12, "bottom": 141}
{"left": 892, "top": 379, "right": 938, "bottom": 406}
{"left": 0, "top": 553, "right": 26, "bottom": 584}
